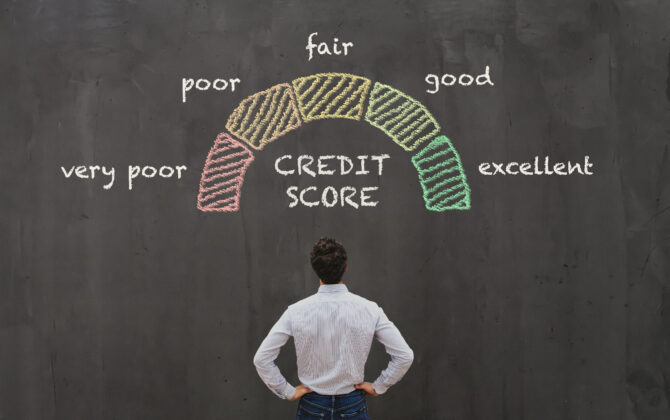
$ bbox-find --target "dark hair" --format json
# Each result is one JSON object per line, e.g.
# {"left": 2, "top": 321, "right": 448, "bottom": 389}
{"left": 310, "top": 237, "right": 347, "bottom": 284}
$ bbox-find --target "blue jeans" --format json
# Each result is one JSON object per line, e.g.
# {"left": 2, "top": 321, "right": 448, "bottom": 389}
{"left": 296, "top": 389, "right": 369, "bottom": 419}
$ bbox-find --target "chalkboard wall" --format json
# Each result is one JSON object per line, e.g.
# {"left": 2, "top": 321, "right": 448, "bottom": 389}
{"left": 2, "top": 0, "right": 670, "bottom": 419}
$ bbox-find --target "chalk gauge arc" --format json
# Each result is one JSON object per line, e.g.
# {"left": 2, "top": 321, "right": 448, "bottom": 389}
{"left": 197, "top": 73, "right": 471, "bottom": 212}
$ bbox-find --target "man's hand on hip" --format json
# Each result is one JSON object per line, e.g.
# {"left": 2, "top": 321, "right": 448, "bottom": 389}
{"left": 354, "top": 382, "right": 379, "bottom": 396}
{"left": 289, "top": 384, "right": 313, "bottom": 401}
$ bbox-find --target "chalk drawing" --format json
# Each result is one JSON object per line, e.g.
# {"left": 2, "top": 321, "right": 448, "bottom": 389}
{"left": 291, "top": 73, "right": 371, "bottom": 122}
{"left": 305, "top": 33, "right": 355, "bottom": 61}
{"left": 197, "top": 74, "right": 472, "bottom": 213}
{"left": 285, "top": 185, "right": 379, "bottom": 208}
{"left": 197, "top": 132, "right": 255, "bottom": 212}
{"left": 182, "top": 77, "right": 241, "bottom": 103}
{"left": 364, "top": 82, "right": 440, "bottom": 152}
{"left": 411, "top": 135, "right": 470, "bottom": 211}
{"left": 225, "top": 83, "right": 301, "bottom": 150}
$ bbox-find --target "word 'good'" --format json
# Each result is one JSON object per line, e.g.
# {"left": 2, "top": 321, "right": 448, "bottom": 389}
{"left": 286, "top": 186, "right": 378, "bottom": 208}
{"left": 306, "top": 32, "right": 354, "bottom": 61}
{"left": 425, "top": 66, "right": 494, "bottom": 93}
{"left": 478, "top": 156, "right": 594, "bottom": 176}
{"left": 182, "top": 77, "right": 241, "bottom": 103}
{"left": 274, "top": 154, "right": 390, "bottom": 177}
{"left": 61, "top": 165, "right": 187, "bottom": 190}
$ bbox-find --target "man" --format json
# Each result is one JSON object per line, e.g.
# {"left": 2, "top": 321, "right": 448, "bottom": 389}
{"left": 253, "top": 237, "right": 414, "bottom": 419}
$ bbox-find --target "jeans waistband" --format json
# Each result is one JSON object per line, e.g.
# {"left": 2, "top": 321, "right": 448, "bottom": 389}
{"left": 304, "top": 388, "right": 365, "bottom": 399}
{"left": 300, "top": 388, "right": 367, "bottom": 413}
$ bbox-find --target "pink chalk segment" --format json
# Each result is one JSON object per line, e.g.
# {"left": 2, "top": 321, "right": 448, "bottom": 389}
{"left": 197, "top": 132, "right": 255, "bottom": 212}
{"left": 195, "top": 73, "right": 472, "bottom": 213}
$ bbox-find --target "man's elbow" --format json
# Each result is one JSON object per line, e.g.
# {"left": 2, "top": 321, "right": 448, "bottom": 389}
{"left": 406, "top": 349, "right": 415, "bottom": 365}
{"left": 252, "top": 351, "right": 264, "bottom": 369}
{"left": 399, "top": 348, "right": 414, "bottom": 368}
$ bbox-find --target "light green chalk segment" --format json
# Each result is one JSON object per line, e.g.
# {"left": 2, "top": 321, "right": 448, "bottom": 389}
{"left": 364, "top": 82, "right": 441, "bottom": 151}
{"left": 411, "top": 135, "right": 471, "bottom": 211}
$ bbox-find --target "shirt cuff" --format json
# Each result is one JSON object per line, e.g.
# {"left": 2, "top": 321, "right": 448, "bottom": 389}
{"left": 277, "top": 382, "right": 296, "bottom": 400}
{"left": 371, "top": 380, "right": 389, "bottom": 395}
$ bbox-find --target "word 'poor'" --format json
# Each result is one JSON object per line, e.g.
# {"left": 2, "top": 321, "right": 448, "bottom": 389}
{"left": 182, "top": 78, "right": 241, "bottom": 103}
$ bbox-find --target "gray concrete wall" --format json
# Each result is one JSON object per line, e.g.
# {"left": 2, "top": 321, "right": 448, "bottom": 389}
{"left": 1, "top": 0, "right": 669, "bottom": 418}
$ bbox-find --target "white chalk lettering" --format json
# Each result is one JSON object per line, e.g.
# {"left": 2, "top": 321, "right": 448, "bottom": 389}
{"left": 60, "top": 165, "right": 116, "bottom": 190}
{"left": 275, "top": 154, "right": 388, "bottom": 209}
{"left": 306, "top": 32, "right": 354, "bottom": 61}
{"left": 285, "top": 185, "right": 380, "bottom": 208}
{"left": 128, "top": 165, "right": 187, "bottom": 190}
{"left": 274, "top": 155, "right": 294, "bottom": 175}
{"left": 370, "top": 154, "right": 390, "bottom": 176}
{"left": 277, "top": 154, "right": 390, "bottom": 177}
{"left": 182, "top": 77, "right": 240, "bottom": 103}
{"left": 426, "top": 66, "right": 494, "bottom": 94}
{"left": 478, "top": 156, "right": 595, "bottom": 176}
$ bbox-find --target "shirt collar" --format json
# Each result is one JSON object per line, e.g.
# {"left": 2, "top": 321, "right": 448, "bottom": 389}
{"left": 317, "top": 283, "right": 349, "bottom": 294}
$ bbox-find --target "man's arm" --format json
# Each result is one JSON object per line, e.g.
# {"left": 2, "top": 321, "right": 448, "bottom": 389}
{"left": 252, "top": 309, "right": 297, "bottom": 400}
{"left": 370, "top": 306, "right": 414, "bottom": 395}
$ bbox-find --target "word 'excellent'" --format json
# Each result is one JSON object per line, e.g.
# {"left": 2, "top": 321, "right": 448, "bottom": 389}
{"left": 479, "top": 156, "right": 594, "bottom": 176}
{"left": 274, "top": 154, "right": 390, "bottom": 208}
{"left": 60, "top": 164, "right": 187, "bottom": 190}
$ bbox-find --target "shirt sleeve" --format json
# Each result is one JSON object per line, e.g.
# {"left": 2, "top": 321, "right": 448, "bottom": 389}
{"left": 252, "top": 309, "right": 297, "bottom": 400}
{"left": 371, "top": 306, "right": 414, "bottom": 395}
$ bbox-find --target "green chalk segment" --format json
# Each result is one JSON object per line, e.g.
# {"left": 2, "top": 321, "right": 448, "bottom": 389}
{"left": 364, "top": 82, "right": 440, "bottom": 151}
{"left": 214, "top": 74, "right": 472, "bottom": 212}
{"left": 411, "top": 135, "right": 471, "bottom": 211}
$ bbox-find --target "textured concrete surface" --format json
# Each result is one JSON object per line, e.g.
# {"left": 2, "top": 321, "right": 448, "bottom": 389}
{"left": 1, "top": 0, "right": 669, "bottom": 418}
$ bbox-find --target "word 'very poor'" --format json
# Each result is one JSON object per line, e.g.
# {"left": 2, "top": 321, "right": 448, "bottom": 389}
{"left": 61, "top": 165, "right": 187, "bottom": 190}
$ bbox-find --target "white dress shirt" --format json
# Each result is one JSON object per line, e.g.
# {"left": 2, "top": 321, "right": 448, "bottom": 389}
{"left": 253, "top": 283, "right": 414, "bottom": 399}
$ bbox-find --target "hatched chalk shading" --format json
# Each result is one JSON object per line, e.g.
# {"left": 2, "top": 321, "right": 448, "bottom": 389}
{"left": 197, "top": 132, "right": 255, "bottom": 212}
{"left": 411, "top": 135, "right": 470, "bottom": 211}
{"left": 365, "top": 82, "right": 440, "bottom": 151}
{"left": 291, "top": 73, "right": 372, "bottom": 122}
{"left": 225, "top": 83, "right": 301, "bottom": 150}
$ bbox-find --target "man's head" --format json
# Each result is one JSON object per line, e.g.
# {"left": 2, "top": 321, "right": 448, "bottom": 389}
{"left": 310, "top": 237, "right": 348, "bottom": 284}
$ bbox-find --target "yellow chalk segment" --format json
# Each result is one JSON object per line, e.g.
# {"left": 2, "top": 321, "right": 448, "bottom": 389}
{"left": 291, "top": 73, "right": 372, "bottom": 122}
{"left": 226, "top": 83, "right": 302, "bottom": 150}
